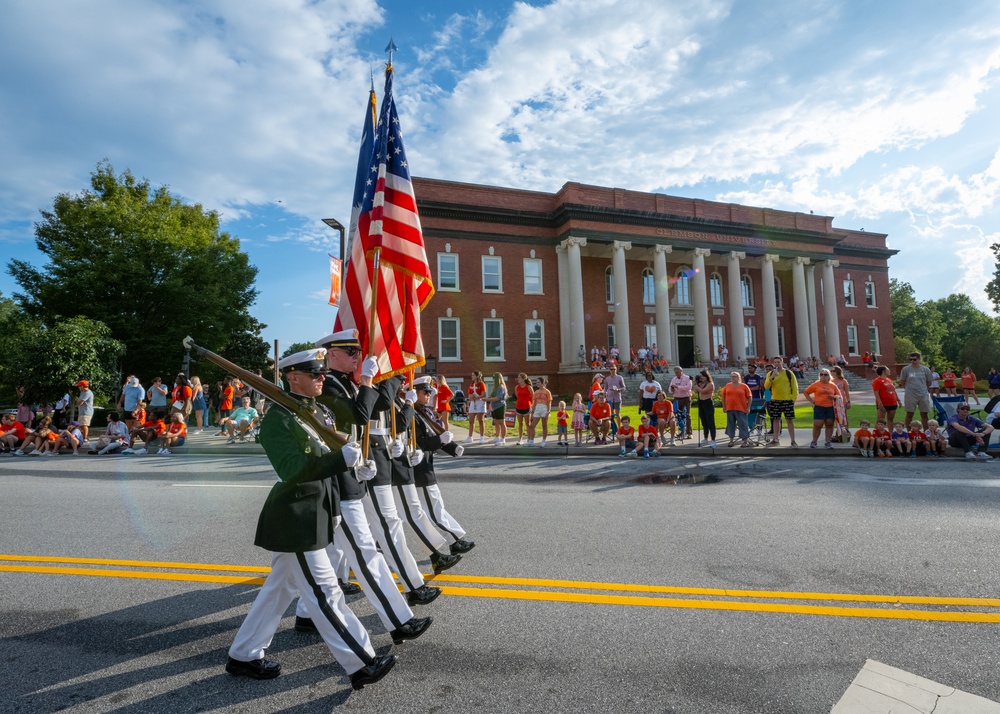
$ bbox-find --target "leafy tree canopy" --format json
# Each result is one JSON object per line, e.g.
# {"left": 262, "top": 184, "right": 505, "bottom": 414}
{"left": 889, "top": 279, "right": 945, "bottom": 366}
{"left": 7, "top": 161, "right": 263, "bottom": 383}
{"left": 9, "top": 316, "right": 125, "bottom": 405}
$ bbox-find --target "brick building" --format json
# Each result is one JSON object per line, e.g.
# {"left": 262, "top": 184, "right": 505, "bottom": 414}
{"left": 413, "top": 177, "right": 896, "bottom": 394}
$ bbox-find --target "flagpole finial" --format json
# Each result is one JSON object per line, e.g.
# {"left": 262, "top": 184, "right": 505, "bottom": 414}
{"left": 384, "top": 36, "right": 398, "bottom": 69}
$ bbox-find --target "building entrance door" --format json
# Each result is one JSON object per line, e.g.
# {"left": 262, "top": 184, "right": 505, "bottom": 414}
{"left": 677, "top": 325, "right": 694, "bottom": 367}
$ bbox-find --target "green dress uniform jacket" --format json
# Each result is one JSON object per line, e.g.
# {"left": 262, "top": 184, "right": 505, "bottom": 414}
{"left": 318, "top": 371, "right": 379, "bottom": 502}
{"left": 254, "top": 401, "right": 347, "bottom": 553}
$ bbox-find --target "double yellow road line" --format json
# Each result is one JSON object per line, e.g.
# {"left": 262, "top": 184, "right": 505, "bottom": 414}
{"left": 2, "top": 554, "right": 999, "bottom": 624}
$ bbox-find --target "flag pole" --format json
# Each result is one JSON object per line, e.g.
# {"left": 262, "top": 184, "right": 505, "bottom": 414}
{"left": 409, "top": 368, "right": 417, "bottom": 452}
{"left": 362, "top": 247, "right": 382, "bottom": 458}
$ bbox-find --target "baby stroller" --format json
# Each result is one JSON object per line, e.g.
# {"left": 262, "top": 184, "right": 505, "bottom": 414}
{"left": 451, "top": 390, "right": 467, "bottom": 419}
{"left": 673, "top": 399, "right": 690, "bottom": 441}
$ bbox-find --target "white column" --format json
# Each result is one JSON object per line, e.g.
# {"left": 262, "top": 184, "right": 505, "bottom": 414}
{"left": 692, "top": 248, "right": 711, "bottom": 364}
{"left": 822, "top": 259, "right": 842, "bottom": 357}
{"left": 653, "top": 245, "right": 672, "bottom": 363}
{"left": 761, "top": 254, "right": 780, "bottom": 358}
{"left": 564, "top": 237, "right": 587, "bottom": 361}
{"left": 791, "top": 256, "right": 811, "bottom": 359}
{"left": 556, "top": 244, "right": 571, "bottom": 366}
{"left": 726, "top": 251, "right": 746, "bottom": 363}
{"left": 805, "top": 264, "right": 820, "bottom": 359}
{"left": 612, "top": 240, "right": 632, "bottom": 358}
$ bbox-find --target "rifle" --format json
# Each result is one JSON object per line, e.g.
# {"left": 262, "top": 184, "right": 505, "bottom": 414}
{"left": 182, "top": 336, "right": 350, "bottom": 449}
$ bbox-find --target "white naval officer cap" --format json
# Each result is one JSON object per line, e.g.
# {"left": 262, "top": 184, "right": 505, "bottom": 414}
{"left": 278, "top": 348, "right": 330, "bottom": 375}
{"left": 314, "top": 329, "right": 361, "bottom": 350}
{"left": 413, "top": 375, "right": 434, "bottom": 391}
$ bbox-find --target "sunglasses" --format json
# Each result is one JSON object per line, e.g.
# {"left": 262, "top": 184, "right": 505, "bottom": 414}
{"left": 336, "top": 347, "right": 361, "bottom": 357}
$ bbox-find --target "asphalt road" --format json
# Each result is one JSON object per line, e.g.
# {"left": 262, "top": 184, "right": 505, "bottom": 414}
{"left": 2, "top": 453, "right": 999, "bottom": 713}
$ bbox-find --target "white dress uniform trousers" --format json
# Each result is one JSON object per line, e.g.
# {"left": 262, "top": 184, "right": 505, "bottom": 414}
{"left": 364, "top": 485, "right": 425, "bottom": 592}
{"left": 394, "top": 483, "right": 448, "bottom": 554}
{"left": 299, "top": 498, "right": 414, "bottom": 631}
{"left": 418, "top": 484, "right": 467, "bottom": 543}
{"left": 229, "top": 549, "right": 375, "bottom": 675}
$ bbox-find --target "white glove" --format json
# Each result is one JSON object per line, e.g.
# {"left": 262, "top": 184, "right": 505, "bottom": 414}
{"left": 407, "top": 448, "right": 424, "bottom": 466}
{"left": 454, "top": 445, "right": 464, "bottom": 457}
{"left": 439, "top": 430, "right": 453, "bottom": 445}
{"left": 404, "top": 389, "right": 417, "bottom": 404}
{"left": 341, "top": 441, "right": 362, "bottom": 469}
{"left": 357, "top": 459, "right": 377, "bottom": 481}
{"left": 390, "top": 437, "right": 405, "bottom": 458}
{"left": 361, "top": 356, "right": 379, "bottom": 379}
{"left": 333, "top": 515, "right": 342, "bottom": 529}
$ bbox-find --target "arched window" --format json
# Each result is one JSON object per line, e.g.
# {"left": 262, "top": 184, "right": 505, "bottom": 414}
{"left": 709, "top": 272, "right": 724, "bottom": 307}
{"left": 675, "top": 267, "right": 691, "bottom": 305}
{"left": 741, "top": 275, "right": 753, "bottom": 308}
{"left": 774, "top": 277, "right": 783, "bottom": 309}
{"left": 642, "top": 268, "right": 654, "bottom": 304}
{"left": 605, "top": 266, "right": 614, "bottom": 303}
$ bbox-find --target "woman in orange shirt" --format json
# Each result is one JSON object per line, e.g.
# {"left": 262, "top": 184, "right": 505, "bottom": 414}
{"left": 719, "top": 372, "right": 753, "bottom": 448}
{"left": 960, "top": 367, "right": 979, "bottom": 405}
{"left": 217, "top": 377, "right": 235, "bottom": 435}
{"left": 804, "top": 369, "right": 841, "bottom": 448}
{"left": 435, "top": 375, "right": 454, "bottom": 429}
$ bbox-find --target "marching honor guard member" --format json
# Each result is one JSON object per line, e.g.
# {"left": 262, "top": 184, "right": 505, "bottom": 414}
{"left": 413, "top": 378, "right": 477, "bottom": 555}
{"left": 396, "top": 376, "right": 474, "bottom": 571}
{"left": 295, "top": 330, "right": 432, "bottom": 645}
{"left": 364, "top": 375, "right": 459, "bottom": 606}
{"left": 226, "top": 348, "right": 395, "bottom": 691}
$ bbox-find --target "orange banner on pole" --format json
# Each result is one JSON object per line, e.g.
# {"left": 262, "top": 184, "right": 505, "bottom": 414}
{"left": 328, "top": 255, "right": 342, "bottom": 307}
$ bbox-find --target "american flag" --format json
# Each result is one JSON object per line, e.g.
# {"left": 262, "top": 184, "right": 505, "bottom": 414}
{"left": 335, "top": 64, "right": 434, "bottom": 380}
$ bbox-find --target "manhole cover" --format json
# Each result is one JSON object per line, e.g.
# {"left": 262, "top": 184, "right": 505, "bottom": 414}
{"left": 635, "top": 472, "right": 719, "bottom": 485}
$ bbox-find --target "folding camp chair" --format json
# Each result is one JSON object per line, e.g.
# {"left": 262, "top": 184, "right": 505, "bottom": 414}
{"left": 932, "top": 395, "right": 969, "bottom": 426}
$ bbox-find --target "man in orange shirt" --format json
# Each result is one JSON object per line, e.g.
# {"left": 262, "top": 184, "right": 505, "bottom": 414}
{"left": 217, "top": 377, "right": 236, "bottom": 435}
{"left": 1, "top": 410, "right": 27, "bottom": 454}
{"left": 123, "top": 415, "right": 166, "bottom": 455}
{"left": 589, "top": 391, "right": 612, "bottom": 444}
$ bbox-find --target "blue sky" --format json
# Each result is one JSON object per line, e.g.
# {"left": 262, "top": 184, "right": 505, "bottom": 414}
{"left": 2, "top": 0, "right": 1000, "bottom": 354}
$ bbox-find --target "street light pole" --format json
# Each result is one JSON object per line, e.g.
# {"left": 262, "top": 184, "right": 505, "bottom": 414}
{"left": 322, "top": 218, "right": 346, "bottom": 263}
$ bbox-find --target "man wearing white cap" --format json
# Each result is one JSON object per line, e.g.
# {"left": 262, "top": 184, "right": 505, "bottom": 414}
{"left": 295, "top": 330, "right": 433, "bottom": 645}
{"left": 226, "top": 348, "right": 395, "bottom": 691}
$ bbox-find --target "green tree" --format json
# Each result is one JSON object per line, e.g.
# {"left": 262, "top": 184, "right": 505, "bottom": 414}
{"left": 7, "top": 161, "right": 260, "bottom": 382}
{"left": 889, "top": 279, "right": 945, "bottom": 366}
{"left": 281, "top": 342, "right": 318, "bottom": 359}
{"left": 932, "top": 294, "right": 1000, "bottom": 368}
{"left": 11, "top": 316, "right": 125, "bottom": 405}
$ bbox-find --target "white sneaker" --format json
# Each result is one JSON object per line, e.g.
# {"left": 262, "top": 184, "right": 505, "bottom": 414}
{"left": 707, "top": 441, "right": 716, "bottom": 448}
{"left": 479, "top": 437, "right": 485, "bottom": 444}
{"left": 462, "top": 437, "right": 474, "bottom": 444}
{"left": 161, "top": 448, "right": 172, "bottom": 455}
{"left": 134, "top": 448, "right": 147, "bottom": 455}
{"left": 192, "top": 429, "right": 202, "bottom": 434}
{"left": 526, "top": 440, "right": 534, "bottom": 446}
{"left": 14, "top": 449, "right": 24, "bottom": 456}
{"left": 29, "top": 450, "right": 41, "bottom": 456}
{"left": 965, "top": 451, "right": 977, "bottom": 460}
{"left": 977, "top": 451, "right": 991, "bottom": 460}
{"left": 226, "top": 437, "right": 236, "bottom": 444}
{"left": 121, "top": 448, "right": 135, "bottom": 455}
{"left": 539, "top": 440, "right": 546, "bottom": 448}
{"left": 156, "top": 448, "right": 165, "bottom": 454}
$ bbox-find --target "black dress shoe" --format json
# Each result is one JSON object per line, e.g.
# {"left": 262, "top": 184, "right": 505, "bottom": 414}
{"left": 450, "top": 539, "right": 476, "bottom": 554}
{"left": 406, "top": 585, "right": 441, "bottom": 606}
{"left": 350, "top": 654, "right": 396, "bottom": 690}
{"left": 390, "top": 615, "right": 433, "bottom": 644}
{"left": 339, "top": 579, "right": 362, "bottom": 595}
{"left": 294, "top": 616, "right": 317, "bottom": 633}
{"left": 430, "top": 551, "right": 461, "bottom": 573}
{"left": 225, "top": 656, "right": 281, "bottom": 679}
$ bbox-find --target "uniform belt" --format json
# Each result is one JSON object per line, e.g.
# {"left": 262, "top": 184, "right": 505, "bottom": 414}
{"left": 368, "top": 428, "right": 390, "bottom": 436}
